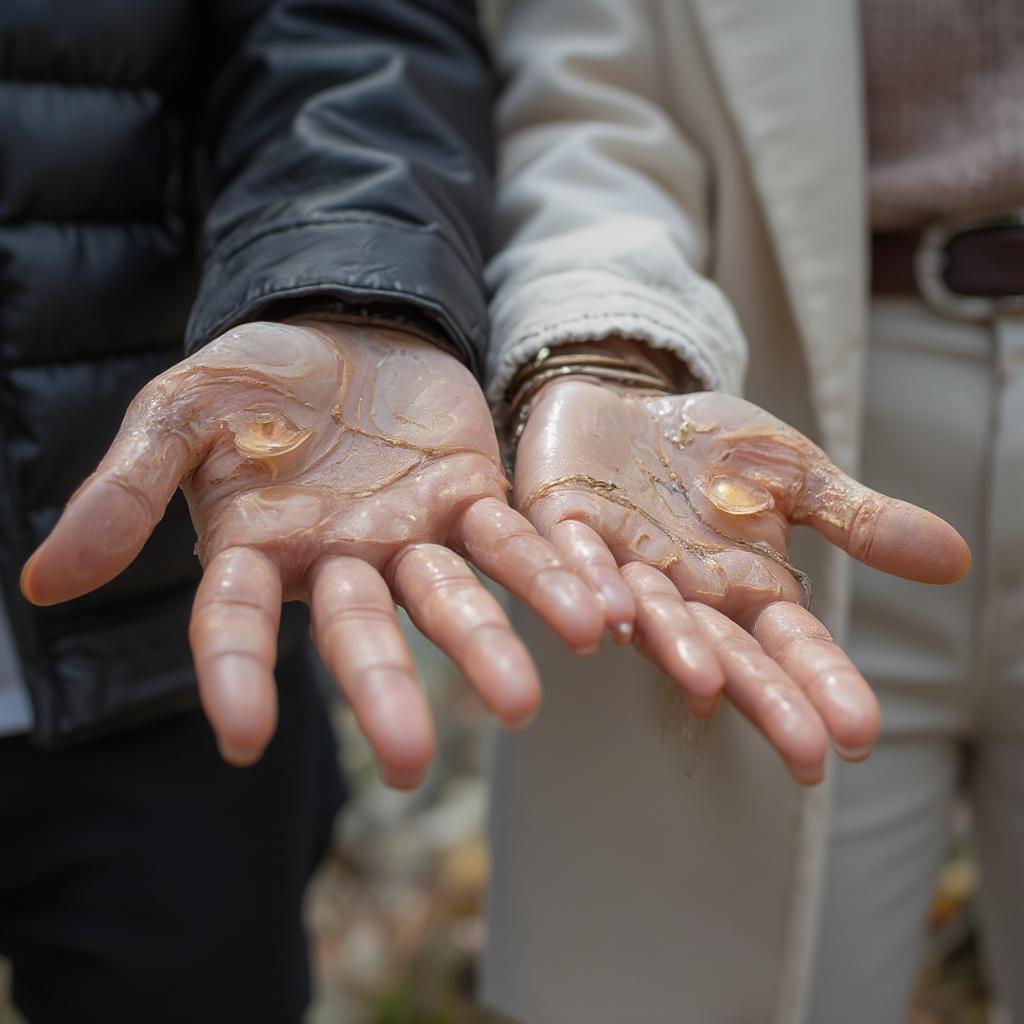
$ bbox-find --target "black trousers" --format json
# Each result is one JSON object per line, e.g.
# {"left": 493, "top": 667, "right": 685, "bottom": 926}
{"left": 0, "top": 644, "right": 344, "bottom": 1024}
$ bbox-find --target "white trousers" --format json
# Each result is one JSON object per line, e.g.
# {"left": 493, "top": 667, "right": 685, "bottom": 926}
{"left": 481, "top": 296, "right": 1024, "bottom": 1024}
{"left": 807, "top": 298, "right": 1024, "bottom": 1023}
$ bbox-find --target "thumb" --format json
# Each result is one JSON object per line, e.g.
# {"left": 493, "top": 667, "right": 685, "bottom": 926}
{"left": 21, "top": 381, "right": 198, "bottom": 606}
{"left": 795, "top": 462, "right": 971, "bottom": 585}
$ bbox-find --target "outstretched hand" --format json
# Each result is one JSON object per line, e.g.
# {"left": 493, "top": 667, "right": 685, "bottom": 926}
{"left": 22, "top": 320, "right": 604, "bottom": 785}
{"left": 514, "top": 376, "right": 970, "bottom": 783}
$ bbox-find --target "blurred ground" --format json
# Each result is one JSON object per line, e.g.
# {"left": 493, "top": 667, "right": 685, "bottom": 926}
{"left": 303, "top": 628, "right": 1000, "bottom": 1024}
{"left": 306, "top": 625, "right": 506, "bottom": 1024}
{"left": 0, "top": 625, "right": 1003, "bottom": 1023}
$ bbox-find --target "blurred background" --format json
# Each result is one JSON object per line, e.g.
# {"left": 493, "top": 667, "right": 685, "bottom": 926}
{"left": 0, "top": 622, "right": 1004, "bottom": 1024}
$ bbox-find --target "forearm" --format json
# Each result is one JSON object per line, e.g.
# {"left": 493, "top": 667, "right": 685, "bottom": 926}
{"left": 486, "top": 0, "right": 746, "bottom": 407}
{"left": 190, "top": 0, "right": 494, "bottom": 372}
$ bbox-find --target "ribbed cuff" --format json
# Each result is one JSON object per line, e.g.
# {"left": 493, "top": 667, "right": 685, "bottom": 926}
{"left": 486, "top": 268, "right": 747, "bottom": 418}
{"left": 187, "top": 214, "right": 488, "bottom": 378}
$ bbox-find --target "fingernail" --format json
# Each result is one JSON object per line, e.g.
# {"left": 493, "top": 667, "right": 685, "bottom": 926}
{"left": 673, "top": 638, "right": 721, "bottom": 685}
{"left": 217, "top": 740, "right": 260, "bottom": 766}
{"left": 504, "top": 705, "right": 540, "bottom": 732}
{"left": 574, "top": 641, "right": 601, "bottom": 656}
{"left": 789, "top": 762, "right": 825, "bottom": 786}
{"left": 834, "top": 742, "right": 873, "bottom": 762}
{"left": 383, "top": 767, "right": 424, "bottom": 790}
{"left": 497, "top": 684, "right": 542, "bottom": 731}
{"left": 19, "top": 555, "right": 37, "bottom": 601}
{"left": 674, "top": 637, "right": 701, "bottom": 671}
{"left": 65, "top": 477, "right": 93, "bottom": 508}
{"left": 612, "top": 621, "right": 633, "bottom": 645}
{"left": 686, "top": 693, "right": 720, "bottom": 719}
{"left": 500, "top": 673, "right": 543, "bottom": 728}
{"left": 548, "top": 580, "right": 583, "bottom": 615}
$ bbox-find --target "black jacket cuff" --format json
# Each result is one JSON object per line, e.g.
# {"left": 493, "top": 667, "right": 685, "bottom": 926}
{"left": 185, "top": 213, "right": 487, "bottom": 377}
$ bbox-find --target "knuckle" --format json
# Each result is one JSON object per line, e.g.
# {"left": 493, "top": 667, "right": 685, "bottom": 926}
{"left": 385, "top": 542, "right": 440, "bottom": 583}
{"left": 493, "top": 528, "right": 554, "bottom": 563}
{"left": 346, "top": 664, "right": 413, "bottom": 699}
{"left": 409, "top": 574, "right": 481, "bottom": 621}
{"left": 756, "top": 601, "right": 831, "bottom": 639}
{"left": 464, "top": 620, "right": 512, "bottom": 651}
{"left": 202, "top": 647, "right": 268, "bottom": 667}
{"left": 559, "top": 503, "right": 604, "bottom": 533}
{"left": 847, "top": 498, "right": 882, "bottom": 564}
{"left": 714, "top": 634, "right": 758, "bottom": 662}
{"left": 621, "top": 560, "right": 669, "bottom": 591}
{"left": 756, "top": 680, "right": 808, "bottom": 726}
{"left": 529, "top": 564, "right": 572, "bottom": 596}
{"left": 767, "top": 631, "right": 819, "bottom": 666}
{"left": 318, "top": 603, "right": 395, "bottom": 634}
{"left": 640, "top": 592, "right": 686, "bottom": 623}
{"left": 191, "top": 598, "right": 275, "bottom": 634}
{"left": 130, "top": 376, "right": 167, "bottom": 412}
{"left": 420, "top": 572, "right": 476, "bottom": 600}
{"left": 105, "top": 473, "right": 160, "bottom": 525}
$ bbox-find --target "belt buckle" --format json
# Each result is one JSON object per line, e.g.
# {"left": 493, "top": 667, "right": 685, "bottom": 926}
{"left": 914, "top": 208, "right": 1024, "bottom": 321}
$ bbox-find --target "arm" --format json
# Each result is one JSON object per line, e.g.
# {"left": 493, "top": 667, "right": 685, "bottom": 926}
{"left": 190, "top": 0, "right": 496, "bottom": 371}
{"left": 21, "top": 0, "right": 605, "bottom": 784}
{"left": 485, "top": 0, "right": 747, "bottom": 411}
{"left": 489, "top": 0, "right": 970, "bottom": 782}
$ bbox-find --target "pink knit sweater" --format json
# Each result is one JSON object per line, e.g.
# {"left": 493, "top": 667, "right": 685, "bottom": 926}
{"left": 863, "top": 0, "right": 1024, "bottom": 229}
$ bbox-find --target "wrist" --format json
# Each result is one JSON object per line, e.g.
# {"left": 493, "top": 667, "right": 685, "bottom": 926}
{"left": 501, "top": 337, "right": 699, "bottom": 465}
{"left": 270, "top": 298, "right": 464, "bottom": 362}
{"left": 547, "top": 336, "right": 698, "bottom": 394}
{"left": 280, "top": 314, "right": 461, "bottom": 364}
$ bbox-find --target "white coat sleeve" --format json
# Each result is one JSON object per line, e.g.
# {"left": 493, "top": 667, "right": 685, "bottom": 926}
{"left": 485, "top": 0, "right": 748, "bottom": 413}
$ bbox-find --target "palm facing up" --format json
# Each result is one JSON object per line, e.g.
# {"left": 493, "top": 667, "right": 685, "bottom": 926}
{"left": 22, "top": 321, "right": 603, "bottom": 785}
{"left": 515, "top": 379, "right": 970, "bottom": 783}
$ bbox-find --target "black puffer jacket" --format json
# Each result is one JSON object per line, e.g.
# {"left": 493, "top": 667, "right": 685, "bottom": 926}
{"left": 0, "top": 0, "right": 493, "bottom": 745}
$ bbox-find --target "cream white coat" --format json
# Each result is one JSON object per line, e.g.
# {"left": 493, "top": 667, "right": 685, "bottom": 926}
{"left": 482, "top": 2, "right": 869, "bottom": 1021}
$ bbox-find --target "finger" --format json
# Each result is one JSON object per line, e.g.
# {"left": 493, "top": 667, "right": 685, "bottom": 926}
{"left": 310, "top": 556, "right": 433, "bottom": 789}
{"left": 451, "top": 498, "right": 605, "bottom": 654}
{"left": 387, "top": 544, "right": 541, "bottom": 728}
{"left": 22, "top": 381, "right": 195, "bottom": 605}
{"left": 687, "top": 603, "right": 830, "bottom": 784}
{"left": 620, "top": 562, "right": 723, "bottom": 716}
{"left": 189, "top": 547, "right": 282, "bottom": 767}
{"left": 795, "top": 462, "right": 970, "bottom": 585}
{"left": 548, "top": 519, "right": 636, "bottom": 643}
{"left": 743, "top": 602, "right": 880, "bottom": 761}
{"left": 664, "top": 548, "right": 803, "bottom": 619}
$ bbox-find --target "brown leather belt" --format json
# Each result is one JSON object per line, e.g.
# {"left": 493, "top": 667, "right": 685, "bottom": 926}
{"left": 871, "top": 210, "right": 1024, "bottom": 320}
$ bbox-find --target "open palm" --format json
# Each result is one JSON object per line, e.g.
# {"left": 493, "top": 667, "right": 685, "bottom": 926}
{"left": 22, "top": 321, "right": 603, "bottom": 785}
{"left": 514, "top": 380, "right": 970, "bottom": 783}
